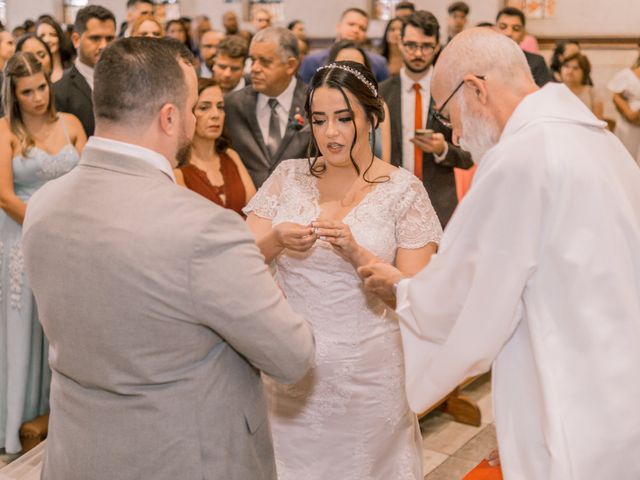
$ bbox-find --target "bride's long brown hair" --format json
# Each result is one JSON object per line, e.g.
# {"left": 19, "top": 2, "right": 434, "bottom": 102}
{"left": 305, "top": 60, "right": 388, "bottom": 184}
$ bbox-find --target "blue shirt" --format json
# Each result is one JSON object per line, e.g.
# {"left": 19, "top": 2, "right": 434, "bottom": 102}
{"left": 299, "top": 48, "right": 390, "bottom": 84}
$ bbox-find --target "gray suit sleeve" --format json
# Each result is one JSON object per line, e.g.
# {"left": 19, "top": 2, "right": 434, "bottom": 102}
{"left": 188, "top": 208, "right": 315, "bottom": 384}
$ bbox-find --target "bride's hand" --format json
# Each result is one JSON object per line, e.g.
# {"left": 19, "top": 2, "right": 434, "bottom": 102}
{"left": 274, "top": 222, "right": 317, "bottom": 252}
{"left": 312, "top": 220, "right": 360, "bottom": 262}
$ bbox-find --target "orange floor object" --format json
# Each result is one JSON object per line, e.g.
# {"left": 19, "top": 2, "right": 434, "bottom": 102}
{"left": 463, "top": 459, "right": 503, "bottom": 480}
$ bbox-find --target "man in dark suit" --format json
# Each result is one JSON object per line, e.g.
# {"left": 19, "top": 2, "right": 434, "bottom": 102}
{"left": 380, "top": 11, "right": 473, "bottom": 228}
{"left": 224, "top": 27, "right": 311, "bottom": 189}
{"left": 495, "top": 7, "right": 552, "bottom": 87}
{"left": 53, "top": 5, "right": 116, "bottom": 137}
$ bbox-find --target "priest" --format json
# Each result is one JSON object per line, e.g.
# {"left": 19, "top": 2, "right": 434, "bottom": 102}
{"left": 359, "top": 28, "right": 640, "bottom": 480}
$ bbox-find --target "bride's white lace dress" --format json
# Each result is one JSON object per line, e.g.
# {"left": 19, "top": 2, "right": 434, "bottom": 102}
{"left": 244, "top": 159, "right": 442, "bottom": 480}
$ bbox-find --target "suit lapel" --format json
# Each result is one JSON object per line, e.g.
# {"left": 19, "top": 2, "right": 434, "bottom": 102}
{"left": 243, "top": 88, "right": 271, "bottom": 168}
{"left": 70, "top": 66, "right": 92, "bottom": 103}
{"left": 271, "top": 78, "right": 306, "bottom": 163}
{"left": 388, "top": 76, "right": 403, "bottom": 167}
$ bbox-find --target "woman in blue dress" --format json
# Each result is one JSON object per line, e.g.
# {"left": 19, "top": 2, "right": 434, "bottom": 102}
{"left": 0, "top": 52, "right": 85, "bottom": 453}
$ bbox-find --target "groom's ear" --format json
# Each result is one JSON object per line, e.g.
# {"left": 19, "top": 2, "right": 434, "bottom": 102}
{"left": 158, "top": 103, "right": 179, "bottom": 136}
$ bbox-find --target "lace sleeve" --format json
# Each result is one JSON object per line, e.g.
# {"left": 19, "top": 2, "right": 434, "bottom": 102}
{"left": 395, "top": 175, "right": 443, "bottom": 249}
{"left": 243, "top": 161, "right": 290, "bottom": 219}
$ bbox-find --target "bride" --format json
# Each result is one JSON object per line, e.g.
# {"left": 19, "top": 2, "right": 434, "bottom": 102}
{"left": 244, "top": 61, "right": 442, "bottom": 479}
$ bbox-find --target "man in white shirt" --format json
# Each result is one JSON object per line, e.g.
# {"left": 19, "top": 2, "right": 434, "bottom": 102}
{"left": 22, "top": 37, "right": 314, "bottom": 480}
{"left": 379, "top": 10, "right": 472, "bottom": 227}
{"left": 224, "top": 27, "right": 311, "bottom": 188}
{"left": 360, "top": 28, "right": 640, "bottom": 480}
{"left": 53, "top": 5, "right": 116, "bottom": 137}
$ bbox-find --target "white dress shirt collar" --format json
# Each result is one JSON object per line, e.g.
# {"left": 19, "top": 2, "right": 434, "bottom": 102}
{"left": 85, "top": 136, "right": 176, "bottom": 183}
{"left": 75, "top": 58, "right": 95, "bottom": 90}
{"left": 399, "top": 66, "right": 434, "bottom": 171}
{"left": 231, "top": 76, "right": 246, "bottom": 93}
{"left": 256, "top": 77, "right": 297, "bottom": 147}
{"left": 400, "top": 66, "right": 433, "bottom": 94}
{"left": 256, "top": 76, "right": 297, "bottom": 115}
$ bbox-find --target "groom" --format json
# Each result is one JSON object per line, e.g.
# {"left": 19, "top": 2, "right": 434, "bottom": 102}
{"left": 22, "top": 38, "right": 314, "bottom": 480}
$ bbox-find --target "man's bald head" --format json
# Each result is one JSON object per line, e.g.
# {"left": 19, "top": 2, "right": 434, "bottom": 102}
{"left": 431, "top": 28, "right": 537, "bottom": 162}
{"left": 433, "top": 28, "right": 533, "bottom": 101}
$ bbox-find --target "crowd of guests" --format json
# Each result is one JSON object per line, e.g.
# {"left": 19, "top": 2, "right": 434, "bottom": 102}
{"left": 1, "top": 0, "right": 640, "bottom": 467}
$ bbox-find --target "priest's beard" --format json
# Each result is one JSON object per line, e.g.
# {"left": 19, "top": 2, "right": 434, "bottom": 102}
{"left": 458, "top": 98, "right": 501, "bottom": 163}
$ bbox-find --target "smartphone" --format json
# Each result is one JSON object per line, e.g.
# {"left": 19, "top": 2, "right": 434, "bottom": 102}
{"left": 415, "top": 129, "right": 434, "bottom": 139}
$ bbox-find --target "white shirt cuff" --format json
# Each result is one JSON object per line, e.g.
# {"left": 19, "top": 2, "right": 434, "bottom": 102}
{"left": 395, "top": 278, "right": 412, "bottom": 312}
{"left": 433, "top": 142, "right": 449, "bottom": 163}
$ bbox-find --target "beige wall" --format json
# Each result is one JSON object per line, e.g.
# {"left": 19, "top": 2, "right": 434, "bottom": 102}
{"left": 5, "top": 0, "right": 637, "bottom": 118}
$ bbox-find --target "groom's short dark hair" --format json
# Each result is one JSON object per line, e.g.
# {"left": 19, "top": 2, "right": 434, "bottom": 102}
{"left": 93, "top": 37, "right": 195, "bottom": 126}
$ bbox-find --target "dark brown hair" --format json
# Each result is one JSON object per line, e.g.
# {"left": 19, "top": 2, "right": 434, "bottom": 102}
{"left": 93, "top": 37, "right": 194, "bottom": 126}
{"left": 562, "top": 53, "right": 593, "bottom": 86}
{"left": 2, "top": 51, "right": 57, "bottom": 155}
{"left": 327, "top": 40, "right": 372, "bottom": 72}
{"left": 305, "top": 60, "right": 386, "bottom": 183}
{"left": 74, "top": 5, "right": 116, "bottom": 36}
{"left": 36, "top": 17, "right": 75, "bottom": 67}
{"left": 15, "top": 33, "right": 53, "bottom": 75}
{"left": 197, "top": 77, "right": 230, "bottom": 154}
{"left": 217, "top": 35, "right": 249, "bottom": 60}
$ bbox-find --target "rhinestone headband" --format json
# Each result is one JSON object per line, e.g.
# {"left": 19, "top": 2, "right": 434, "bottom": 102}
{"left": 316, "top": 63, "right": 378, "bottom": 97}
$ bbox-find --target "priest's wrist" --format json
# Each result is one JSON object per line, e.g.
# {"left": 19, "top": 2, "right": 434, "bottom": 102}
{"left": 391, "top": 277, "right": 406, "bottom": 298}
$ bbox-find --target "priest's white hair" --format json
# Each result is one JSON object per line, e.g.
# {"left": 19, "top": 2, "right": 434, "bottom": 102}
{"left": 434, "top": 28, "right": 534, "bottom": 94}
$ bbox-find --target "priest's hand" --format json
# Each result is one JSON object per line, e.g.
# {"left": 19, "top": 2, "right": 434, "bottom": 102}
{"left": 411, "top": 132, "right": 446, "bottom": 156}
{"left": 358, "top": 261, "right": 405, "bottom": 309}
{"left": 274, "top": 222, "right": 317, "bottom": 252}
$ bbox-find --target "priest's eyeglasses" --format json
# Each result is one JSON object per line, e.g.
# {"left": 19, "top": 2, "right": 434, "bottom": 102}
{"left": 431, "top": 75, "right": 486, "bottom": 130}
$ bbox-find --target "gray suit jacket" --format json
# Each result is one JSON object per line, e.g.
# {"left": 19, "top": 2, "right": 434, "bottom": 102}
{"left": 223, "top": 78, "right": 311, "bottom": 188}
{"left": 379, "top": 74, "right": 473, "bottom": 228}
{"left": 22, "top": 147, "right": 315, "bottom": 480}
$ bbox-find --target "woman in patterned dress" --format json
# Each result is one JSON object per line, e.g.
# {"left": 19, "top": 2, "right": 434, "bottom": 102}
{"left": 244, "top": 61, "right": 442, "bottom": 479}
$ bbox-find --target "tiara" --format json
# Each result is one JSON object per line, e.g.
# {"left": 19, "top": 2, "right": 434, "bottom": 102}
{"left": 316, "top": 63, "right": 378, "bottom": 97}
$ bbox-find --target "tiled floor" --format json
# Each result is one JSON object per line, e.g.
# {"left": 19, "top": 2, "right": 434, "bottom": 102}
{"left": 420, "top": 373, "right": 497, "bottom": 479}
{"left": 1, "top": 374, "right": 496, "bottom": 479}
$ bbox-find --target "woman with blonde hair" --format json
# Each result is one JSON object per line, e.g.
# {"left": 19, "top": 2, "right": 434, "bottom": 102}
{"left": 131, "top": 15, "right": 164, "bottom": 38}
{"left": 0, "top": 51, "right": 85, "bottom": 454}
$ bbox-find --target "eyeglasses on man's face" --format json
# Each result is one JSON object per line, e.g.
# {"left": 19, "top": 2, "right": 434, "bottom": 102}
{"left": 430, "top": 75, "right": 486, "bottom": 130}
{"left": 402, "top": 41, "right": 437, "bottom": 54}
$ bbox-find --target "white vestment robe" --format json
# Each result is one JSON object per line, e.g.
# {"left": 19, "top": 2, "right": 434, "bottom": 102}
{"left": 397, "top": 83, "right": 640, "bottom": 480}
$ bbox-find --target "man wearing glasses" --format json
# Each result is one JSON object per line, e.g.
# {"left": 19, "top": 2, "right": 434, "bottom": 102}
{"left": 380, "top": 10, "right": 473, "bottom": 228}
{"left": 361, "top": 28, "right": 640, "bottom": 480}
